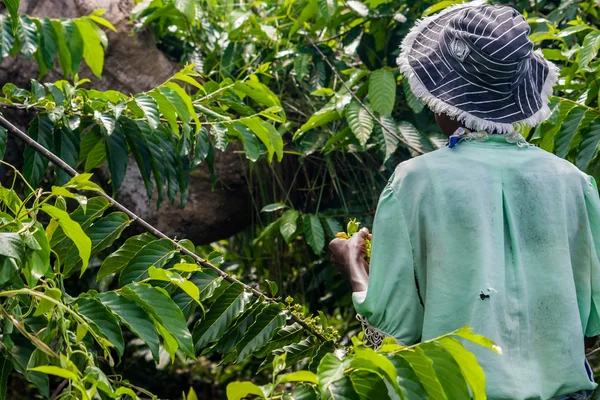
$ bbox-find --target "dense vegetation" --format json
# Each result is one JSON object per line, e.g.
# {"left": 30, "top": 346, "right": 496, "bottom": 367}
{"left": 0, "top": 0, "right": 598, "bottom": 398}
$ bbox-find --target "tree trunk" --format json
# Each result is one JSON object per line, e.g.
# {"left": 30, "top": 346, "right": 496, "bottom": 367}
{"left": 0, "top": 0, "right": 252, "bottom": 244}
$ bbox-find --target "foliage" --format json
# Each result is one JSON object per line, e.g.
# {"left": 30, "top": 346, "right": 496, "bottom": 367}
{"left": 0, "top": 6, "right": 114, "bottom": 78}
{"left": 0, "top": 0, "right": 599, "bottom": 398}
{"left": 0, "top": 166, "right": 340, "bottom": 398}
{"left": 227, "top": 326, "right": 502, "bottom": 400}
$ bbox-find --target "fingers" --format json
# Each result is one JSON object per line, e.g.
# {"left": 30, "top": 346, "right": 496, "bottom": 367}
{"left": 358, "top": 227, "right": 370, "bottom": 238}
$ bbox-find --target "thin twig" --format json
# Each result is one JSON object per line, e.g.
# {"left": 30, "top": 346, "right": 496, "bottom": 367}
{"left": 0, "top": 115, "right": 328, "bottom": 343}
{"left": 304, "top": 36, "right": 425, "bottom": 156}
{"left": 50, "top": 379, "right": 69, "bottom": 400}
{"left": 586, "top": 347, "right": 600, "bottom": 357}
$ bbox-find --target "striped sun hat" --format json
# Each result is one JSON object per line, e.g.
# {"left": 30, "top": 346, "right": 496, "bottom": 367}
{"left": 397, "top": 2, "right": 559, "bottom": 134}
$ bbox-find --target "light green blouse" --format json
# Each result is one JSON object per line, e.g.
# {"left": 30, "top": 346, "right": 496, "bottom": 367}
{"left": 353, "top": 135, "right": 600, "bottom": 399}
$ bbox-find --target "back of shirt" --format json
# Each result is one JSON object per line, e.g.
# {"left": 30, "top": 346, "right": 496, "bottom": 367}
{"left": 353, "top": 135, "right": 600, "bottom": 399}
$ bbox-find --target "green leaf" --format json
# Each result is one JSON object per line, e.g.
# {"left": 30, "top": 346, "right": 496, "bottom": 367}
{"left": 422, "top": 1, "right": 464, "bottom": 16}
{"left": 397, "top": 120, "right": 433, "bottom": 156}
{"left": 280, "top": 209, "right": 299, "bottom": 243}
{"left": 400, "top": 347, "right": 447, "bottom": 400}
{"left": 295, "top": 53, "right": 311, "bottom": 81}
{"left": 226, "top": 381, "right": 264, "bottom": 400}
{"left": 0, "top": 355, "right": 12, "bottom": 400}
{"left": 278, "top": 371, "right": 318, "bottom": 385}
{"left": 82, "top": 132, "right": 106, "bottom": 172}
{"left": 261, "top": 203, "right": 287, "bottom": 213}
{"left": 255, "top": 322, "right": 304, "bottom": 358}
{"left": 50, "top": 20, "right": 71, "bottom": 75}
{"left": 3, "top": 0, "right": 19, "bottom": 20}
{"left": 49, "top": 197, "right": 110, "bottom": 248}
{"left": 242, "top": 117, "right": 275, "bottom": 162}
{"left": 24, "top": 222, "right": 51, "bottom": 286}
{"left": 121, "top": 283, "right": 195, "bottom": 357}
{"left": 295, "top": 105, "right": 341, "bottom": 138}
{"left": 234, "top": 122, "right": 260, "bottom": 162}
{"left": 42, "top": 204, "right": 91, "bottom": 275}
{"left": 61, "top": 20, "right": 83, "bottom": 73}
{"left": 258, "top": 337, "right": 320, "bottom": 372}
{"left": 386, "top": 354, "right": 428, "bottom": 400}
{"left": 94, "top": 111, "right": 116, "bottom": 135}
{"left": 174, "top": 0, "right": 196, "bottom": 21}
{"left": 103, "top": 118, "right": 129, "bottom": 194}
{"left": 353, "top": 347, "right": 398, "bottom": 389}
{"left": 214, "top": 300, "right": 268, "bottom": 356}
{"left": 97, "top": 291, "right": 160, "bottom": 362}
{"left": 578, "top": 31, "right": 600, "bottom": 68}
{"left": 33, "top": 287, "right": 61, "bottom": 317}
{"left": 234, "top": 303, "right": 286, "bottom": 363}
{"left": 403, "top": 82, "right": 425, "bottom": 114}
{"left": 16, "top": 16, "right": 38, "bottom": 58}
{"left": 149, "top": 89, "right": 179, "bottom": 133}
{"left": 10, "top": 337, "right": 49, "bottom": 397}
{"left": 23, "top": 114, "right": 54, "bottom": 188}
{"left": 64, "top": 212, "right": 130, "bottom": 277}
{"left": 74, "top": 18, "right": 103, "bottom": 76}
{"left": 438, "top": 337, "right": 486, "bottom": 400}
{"left": 349, "top": 369, "right": 391, "bottom": 400}
{"left": 554, "top": 106, "right": 588, "bottom": 158}
{"left": 375, "top": 115, "right": 400, "bottom": 163}
{"left": 159, "top": 86, "right": 191, "bottom": 125}
{"left": 38, "top": 18, "right": 57, "bottom": 69}
{"left": 369, "top": 70, "right": 396, "bottom": 115}
{"left": 135, "top": 94, "right": 160, "bottom": 130}
{"left": 157, "top": 323, "right": 179, "bottom": 361}
{"left": 98, "top": 233, "right": 155, "bottom": 281}
{"left": 0, "top": 232, "right": 24, "bottom": 262}
{"left": 137, "top": 120, "right": 166, "bottom": 206}
{"left": 577, "top": 117, "right": 600, "bottom": 171}
{"left": 29, "top": 366, "right": 78, "bottom": 381}
{"left": 155, "top": 127, "right": 181, "bottom": 204}
{"left": 212, "top": 123, "right": 229, "bottom": 152}
{"left": 318, "top": 0, "right": 338, "bottom": 21}
{"left": 54, "top": 125, "right": 80, "bottom": 186}
{"left": 190, "top": 269, "right": 222, "bottom": 301}
{"left": 318, "top": 353, "right": 346, "bottom": 395}
{"left": 84, "top": 365, "right": 113, "bottom": 395}
{"left": 263, "top": 122, "right": 284, "bottom": 162}
{"left": 193, "top": 283, "right": 249, "bottom": 351}
{"left": 534, "top": 100, "right": 577, "bottom": 152}
{"left": 119, "top": 117, "right": 154, "bottom": 199}
{"left": 193, "top": 126, "right": 210, "bottom": 167}
{"left": 1, "top": 15, "right": 15, "bottom": 58}
{"left": 346, "top": 101, "right": 373, "bottom": 146}
{"left": 303, "top": 214, "right": 325, "bottom": 254}
{"left": 422, "top": 342, "right": 469, "bottom": 399}
{"left": 76, "top": 297, "right": 125, "bottom": 356}
{"left": 164, "top": 82, "right": 200, "bottom": 132}
{"left": 147, "top": 266, "right": 201, "bottom": 305}
{"left": 233, "top": 80, "right": 281, "bottom": 108}
{"left": 453, "top": 326, "right": 502, "bottom": 354}
{"left": 325, "top": 376, "right": 359, "bottom": 400}
{"left": 119, "top": 238, "right": 177, "bottom": 286}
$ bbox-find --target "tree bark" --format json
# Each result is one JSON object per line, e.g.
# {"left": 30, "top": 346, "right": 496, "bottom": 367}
{"left": 0, "top": 0, "right": 252, "bottom": 244}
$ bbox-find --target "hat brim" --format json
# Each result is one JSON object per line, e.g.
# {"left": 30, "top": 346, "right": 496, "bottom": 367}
{"left": 397, "top": 2, "right": 558, "bottom": 134}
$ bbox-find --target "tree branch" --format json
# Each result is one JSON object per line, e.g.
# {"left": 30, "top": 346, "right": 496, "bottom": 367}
{"left": 0, "top": 114, "right": 329, "bottom": 343}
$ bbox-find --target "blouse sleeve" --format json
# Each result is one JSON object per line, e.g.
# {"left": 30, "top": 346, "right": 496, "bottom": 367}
{"left": 584, "top": 176, "right": 600, "bottom": 337}
{"left": 352, "top": 179, "right": 424, "bottom": 345}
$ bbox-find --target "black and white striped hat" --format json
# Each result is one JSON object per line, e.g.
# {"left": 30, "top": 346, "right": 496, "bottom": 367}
{"left": 397, "top": 2, "right": 558, "bottom": 134}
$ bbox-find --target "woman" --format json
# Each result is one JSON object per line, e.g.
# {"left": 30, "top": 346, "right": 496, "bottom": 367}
{"left": 329, "top": 3, "right": 600, "bottom": 399}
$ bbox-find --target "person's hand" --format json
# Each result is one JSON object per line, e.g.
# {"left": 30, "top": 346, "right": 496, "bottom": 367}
{"left": 328, "top": 228, "right": 371, "bottom": 292}
{"left": 329, "top": 227, "right": 371, "bottom": 268}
